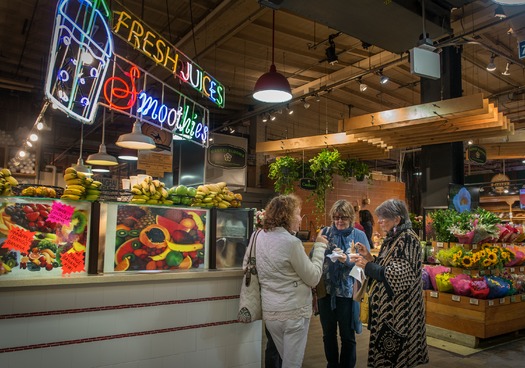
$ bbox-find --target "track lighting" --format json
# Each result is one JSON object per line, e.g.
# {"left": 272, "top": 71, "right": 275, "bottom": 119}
{"left": 378, "top": 70, "right": 389, "bottom": 84}
{"left": 314, "top": 93, "right": 320, "bottom": 102}
{"left": 486, "top": 54, "right": 496, "bottom": 72}
{"left": 270, "top": 113, "right": 276, "bottom": 121}
{"left": 262, "top": 113, "right": 269, "bottom": 123}
{"left": 286, "top": 104, "right": 293, "bottom": 115}
{"left": 29, "top": 133, "right": 38, "bottom": 142}
{"left": 357, "top": 78, "right": 368, "bottom": 92}
{"left": 502, "top": 62, "right": 510, "bottom": 76}
{"left": 494, "top": 5, "right": 506, "bottom": 18}
{"left": 325, "top": 34, "right": 338, "bottom": 65}
{"left": 301, "top": 98, "right": 310, "bottom": 109}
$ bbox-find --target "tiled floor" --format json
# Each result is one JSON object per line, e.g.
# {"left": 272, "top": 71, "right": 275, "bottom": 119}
{"left": 302, "top": 316, "right": 525, "bottom": 368}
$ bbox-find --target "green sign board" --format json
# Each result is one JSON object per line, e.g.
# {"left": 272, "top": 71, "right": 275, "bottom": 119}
{"left": 300, "top": 178, "right": 318, "bottom": 190}
{"left": 207, "top": 144, "right": 246, "bottom": 169}
{"left": 467, "top": 145, "right": 487, "bottom": 164}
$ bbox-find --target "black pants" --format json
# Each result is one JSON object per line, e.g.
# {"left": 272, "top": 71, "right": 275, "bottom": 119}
{"left": 265, "top": 326, "right": 282, "bottom": 368}
{"left": 318, "top": 295, "right": 357, "bottom": 368}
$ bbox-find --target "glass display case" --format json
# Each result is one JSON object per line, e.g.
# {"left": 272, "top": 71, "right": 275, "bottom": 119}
{"left": 101, "top": 203, "right": 209, "bottom": 272}
{"left": 0, "top": 197, "right": 92, "bottom": 279}
{"left": 209, "top": 208, "right": 254, "bottom": 269}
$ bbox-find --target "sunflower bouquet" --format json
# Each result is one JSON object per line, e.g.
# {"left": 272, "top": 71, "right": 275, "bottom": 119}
{"left": 478, "top": 243, "right": 514, "bottom": 270}
{"left": 436, "top": 245, "right": 464, "bottom": 267}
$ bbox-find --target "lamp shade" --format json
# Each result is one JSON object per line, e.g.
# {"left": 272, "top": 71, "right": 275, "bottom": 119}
{"left": 118, "top": 149, "right": 138, "bottom": 161}
{"left": 253, "top": 64, "right": 292, "bottom": 103}
{"left": 116, "top": 120, "right": 156, "bottom": 150}
{"left": 86, "top": 143, "right": 118, "bottom": 166}
{"left": 71, "top": 158, "right": 93, "bottom": 176}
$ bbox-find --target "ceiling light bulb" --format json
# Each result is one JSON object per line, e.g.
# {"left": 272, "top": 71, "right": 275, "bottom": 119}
{"left": 36, "top": 122, "right": 44, "bottom": 130}
{"left": 18, "top": 150, "right": 26, "bottom": 158}
{"left": 380, "top": 74, "right": 389, "bottom": 84}
{"left": 29, "top": 133, "right": 38, "bottom": 142}
{"left": 494, "top": 5, "right": 506, "bottom": 19}
{"left": 26, "top": 140, "right": 33, "bottom": 148}
{"left": 270, "top": 114, "right": 276, "bottom": 121}
{"left": 359, "top": 82, "right": 368, "bottom": 92}
{"left": 262, "top": 114, "right": 269, "bottom": 123}
{"left": 467, "top": 140, "right": 473, "bottom": 145}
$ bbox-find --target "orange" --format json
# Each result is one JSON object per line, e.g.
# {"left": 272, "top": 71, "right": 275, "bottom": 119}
{"left": 115, "top": 257, "right": 130, "bottom": 271}
{"left": 178, "top": 256, "right": 192, "bottom": 269}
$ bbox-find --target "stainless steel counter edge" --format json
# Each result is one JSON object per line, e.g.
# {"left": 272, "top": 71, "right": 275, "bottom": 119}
{"left": 0, "top": 269, "right": 244, "bottom": 289}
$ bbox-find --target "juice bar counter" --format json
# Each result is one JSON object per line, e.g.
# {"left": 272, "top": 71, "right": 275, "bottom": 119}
{"left": 0, "top": 199, "right": 260, "bottom": 368}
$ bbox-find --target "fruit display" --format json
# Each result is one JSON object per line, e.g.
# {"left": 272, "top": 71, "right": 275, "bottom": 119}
{"left": 191, "top": 182, "right": 243, "bottom": 208}
{"left": 19, "top": 185, "right": 58, "bottom": 198}
{"left": 113, "top": 205, "right": 206, "bottom": 271}
{"left": 0, "top": 200, "right": 90, "bottom": 276}
{"left": 61, "top": 167, "right": 102, "bottom": 201}
{"left": 167, "top": 184, "right": 197, "bottom": 205}
{"left": 0, "top": 168, "right": 19, "bottom": 196}
{"left": 130, "top": 176, "right": 173, "bottom": 205}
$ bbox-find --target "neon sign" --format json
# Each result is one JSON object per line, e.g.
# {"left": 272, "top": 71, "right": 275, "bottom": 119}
{"left": 112, "top": 7, "right": 225, "bottom": 108}
{"left": 103, "top": 55, "right": 209, "bottom": 147}
{"left": 45, "top": 0, "right": 114, "bottom": 124}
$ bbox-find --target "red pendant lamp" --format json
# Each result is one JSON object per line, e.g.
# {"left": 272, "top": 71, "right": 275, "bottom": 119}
{"left": 253, "top": 10, "right": 292, "bottom": 103}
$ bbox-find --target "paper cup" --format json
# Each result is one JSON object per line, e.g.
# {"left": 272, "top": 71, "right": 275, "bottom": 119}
{"left": 121, "top": 178, "right": 131, "bottom": 190}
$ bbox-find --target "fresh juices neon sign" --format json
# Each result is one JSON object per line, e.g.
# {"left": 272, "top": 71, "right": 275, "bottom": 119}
{"left": 103, "top": 56, "right": 209, "bottom": 146}
{"left": 112, "top": 8, "right": 225, "bottom": 108}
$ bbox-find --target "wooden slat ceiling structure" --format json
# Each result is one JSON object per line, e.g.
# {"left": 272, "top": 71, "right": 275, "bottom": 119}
{"left": 0, "top": 0, "right": 524, "bottom": 174}
{"left": 256, "top": 93, "right": 514, "bottom": 160}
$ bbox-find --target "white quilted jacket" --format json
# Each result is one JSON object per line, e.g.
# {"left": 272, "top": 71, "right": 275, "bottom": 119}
{"left": 254, "top": 227, "right": 326, "bottom": 315}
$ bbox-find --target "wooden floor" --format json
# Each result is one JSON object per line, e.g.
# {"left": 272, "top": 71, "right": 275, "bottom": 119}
{"left": 300, "top": 316, "right": 525, "bottom": 368}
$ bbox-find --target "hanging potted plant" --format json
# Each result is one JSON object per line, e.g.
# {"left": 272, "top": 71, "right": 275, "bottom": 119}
{"left": 309, "top": 148, "right": 344, "bottom": 213}
{"left": 350, "top": 159, "right": 370, "bottom": 181}
{"left": 268, "top": 156, "right": 301, "bottom": 194}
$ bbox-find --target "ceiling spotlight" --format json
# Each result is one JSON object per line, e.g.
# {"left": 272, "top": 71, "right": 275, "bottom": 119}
{"left": 467, "top": 140, "right": 473, "bottom": 145}
{"left": 494, "top": 5, "right": 507, "bottom": 18}
{"left": 26, "top": 140, "right": 33, "bottom": 148}
{"left": 29, "top": 133, "right": 38, "bottom": 142}
{"left": 286, "top": 104, "right": 293, "bottom": 115}
{"left": 325, "top": 34, "right": 338, "bottom": 65}
{"left": 486, "top": 54, "right": 496, "bottom": 72}
{"left": 378, "top": 69, "right": 389, "bottom": 84}
{"left": 18, "top": 150, "right": 26, "bottom": 158}
{"left": 262, "top": 113, "right": 269, "bottom": 123}
{"left": 314, "top": 93, "right": 320, "bottom": 102}
{"left": 357, "top": 78, "right": 368, "bottom": 92}
{"left": 229, "top": 127, "right": 236, "bottom": 134}
{"left": 36, "top": 121, "right": 44, "bottom": 130}
{"left": 301, "top": 98, "right": 310, "bottom": 109}
{"left": 270, "top": 113, "right": 276, "bottom": 121}
{"left": 502, "top": 62, "right": 511, "bottom": 76}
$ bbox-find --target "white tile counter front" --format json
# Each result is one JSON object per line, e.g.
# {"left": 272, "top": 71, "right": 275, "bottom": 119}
{"left": 0, "top": 271, "right": 262, "bottom": 368}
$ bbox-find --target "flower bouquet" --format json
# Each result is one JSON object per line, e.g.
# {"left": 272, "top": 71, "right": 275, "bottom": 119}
{"left": 496, "top": 223, "right": 520, "bottom": 243}
{"left": 485, "top": 276, "right": 511, "bottom": 299}
{"left": 504, "top": 245, "right": 525, "bottom": 267}
{"left": 450, "top": 274, "right": 472, "bottom": 296}
{"left": 254, "top": 209, "right": 266, "bottom": 229}
{"left": 435, "top": 272, "right": 454, "bottom": 293}
{"left": 424, "top": 265, "right": 451, "bottom": 291}
{"left": 470, "top": 277, "right": 490, "bottom": 299}
{"left": 436, "top": 245, "right": 464, "bottom": 267}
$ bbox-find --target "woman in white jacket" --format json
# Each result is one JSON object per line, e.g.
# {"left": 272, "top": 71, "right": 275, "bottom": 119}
{"left": 256, "top": 194, "right": 327, "bottom": 368}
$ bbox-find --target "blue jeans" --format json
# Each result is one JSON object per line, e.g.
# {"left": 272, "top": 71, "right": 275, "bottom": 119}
{"left": 318, "top": 295, "right": 357, "bottom": 368}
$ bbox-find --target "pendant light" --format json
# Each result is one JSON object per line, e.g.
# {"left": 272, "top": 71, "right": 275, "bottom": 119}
{"left": 71, "top": 123, "right": 93, "bottom": 176}
{"left": 253, "top": 10, "right": 292, "bottom": 103}
{"left": 118, "top": 148, "right": 138, "bottom": 161}
{"left": 116, "top": 119, "right": 156, "bottom": 150}
{"left": 86, "top": 108, "right": 118, "bottom": 166}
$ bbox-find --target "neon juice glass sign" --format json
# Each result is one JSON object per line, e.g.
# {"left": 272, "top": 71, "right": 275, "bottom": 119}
{"left": 45, "top": 0, "right": 113, "bottom": 124}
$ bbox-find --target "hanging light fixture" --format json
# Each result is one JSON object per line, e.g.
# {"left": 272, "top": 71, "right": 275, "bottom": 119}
{"left": 86, "top": 108, "right": 118, "bottom": 166}
{"left": 253, "top": 10, "right": 292, "bottom": 103}
{"left": 486, "top": 54, "right": 497, "bottom": 71}
{"left": 71, "top": 123, "right": 93, "bottom": 176}
{"left": 118, "top": 148, "right": 138, "bottom": 161}
{"left": 494, "top": 1, "right": 525, "bottom": 5}
{"left": 501, "top": 62, "right": 511, "bottom": 76}
{"left": 116, "top": 119, "right": 156, "bottom": 150}
{"left": 286, "top": 104, "right": 294, "bottom": 115}
{"left": 378, "top": 69, "right": 389, "bottom": 84}
{"left": 494, "top": 5, "right": 507, "bottom": 18}
{"left": 357, "top": 77, "right": 368, "bottom": 92}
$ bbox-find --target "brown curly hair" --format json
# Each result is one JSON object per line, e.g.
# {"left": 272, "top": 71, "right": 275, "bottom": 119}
{"left": 263, "top": 194, "right": 301, "bottom": 231}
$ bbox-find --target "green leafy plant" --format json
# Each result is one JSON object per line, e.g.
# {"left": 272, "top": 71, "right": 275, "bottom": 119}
{"left": 309, "top": 149, "right": 344, "bottom": 213}
{"left": 428, "top": 209, "right": 458, "bottom": 242}
{"left": 339, "top": 158, "right": 370, "bottom": 182}
{"left": 268, "top": 156, "right": 301, "bottom": 194}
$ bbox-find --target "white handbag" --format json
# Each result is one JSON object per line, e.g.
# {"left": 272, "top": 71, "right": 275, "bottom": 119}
{"left": 237, "top": 230, "right": 262, "bottom": 323}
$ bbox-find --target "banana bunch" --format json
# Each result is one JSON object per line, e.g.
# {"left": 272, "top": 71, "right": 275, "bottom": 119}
{"left": 191, "top": 182, "right": 243, "bottom": 208}
{"left": 0, "top": 168, "right": 18, "bottom": 196}
{"left": 129, "top": 175, "right": 172, "bottom": 205}
{"left": 61, "top": 167, "right": 102, "bottom": 201}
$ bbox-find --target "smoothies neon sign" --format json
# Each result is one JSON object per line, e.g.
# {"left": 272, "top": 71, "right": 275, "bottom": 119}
{"left": 103, "top": 54, "right": 209, "bottom": 146}
{"left": 45, "top": 0, "right": 114, "bottom": 124}
{"left": 112, "top": 7, "right": 225, "bottom": 108}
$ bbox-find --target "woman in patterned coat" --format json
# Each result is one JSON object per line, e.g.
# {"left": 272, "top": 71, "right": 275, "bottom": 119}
{"left": 351, "top": 199, "right": 429, "bottom": 367}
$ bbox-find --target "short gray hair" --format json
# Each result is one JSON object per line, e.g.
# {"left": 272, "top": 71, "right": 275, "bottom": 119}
{"left": 375, "top": 199, "right": 411, "bottom": 225}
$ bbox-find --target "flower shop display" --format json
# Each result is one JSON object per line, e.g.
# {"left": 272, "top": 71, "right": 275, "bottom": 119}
{"left": 254, "top": 209, "right": 265, "bottom": 229}
{"left": 435, "top": 272, "right": 454, "bottom": 293}
{"left": 450, "top": 274, "right": 472, "bottom": 296}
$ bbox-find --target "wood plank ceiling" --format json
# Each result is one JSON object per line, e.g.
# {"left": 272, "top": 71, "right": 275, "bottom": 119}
{"left": 0, "top": 0, "right": 524, "bottom": 175}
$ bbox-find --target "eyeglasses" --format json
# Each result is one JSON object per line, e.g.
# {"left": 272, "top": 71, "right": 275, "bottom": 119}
{"left": 332, "top": 216, "right": 350, "bottom": 221}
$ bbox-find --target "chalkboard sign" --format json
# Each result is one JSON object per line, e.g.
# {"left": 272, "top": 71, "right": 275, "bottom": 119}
{"left": 300, "top": 178, "right": 317, "bottom": 190}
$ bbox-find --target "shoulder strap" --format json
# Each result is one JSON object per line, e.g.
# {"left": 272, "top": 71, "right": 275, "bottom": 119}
{"left": 248, "top": 230, "right": 260, "bottom": 259}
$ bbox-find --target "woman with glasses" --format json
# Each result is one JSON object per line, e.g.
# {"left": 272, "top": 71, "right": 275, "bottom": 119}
{"left": 316, "top": 199, "right": 370, "bottom": 368}
{"left": 351, "top": 199, "right": 429, "bottom": 367}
